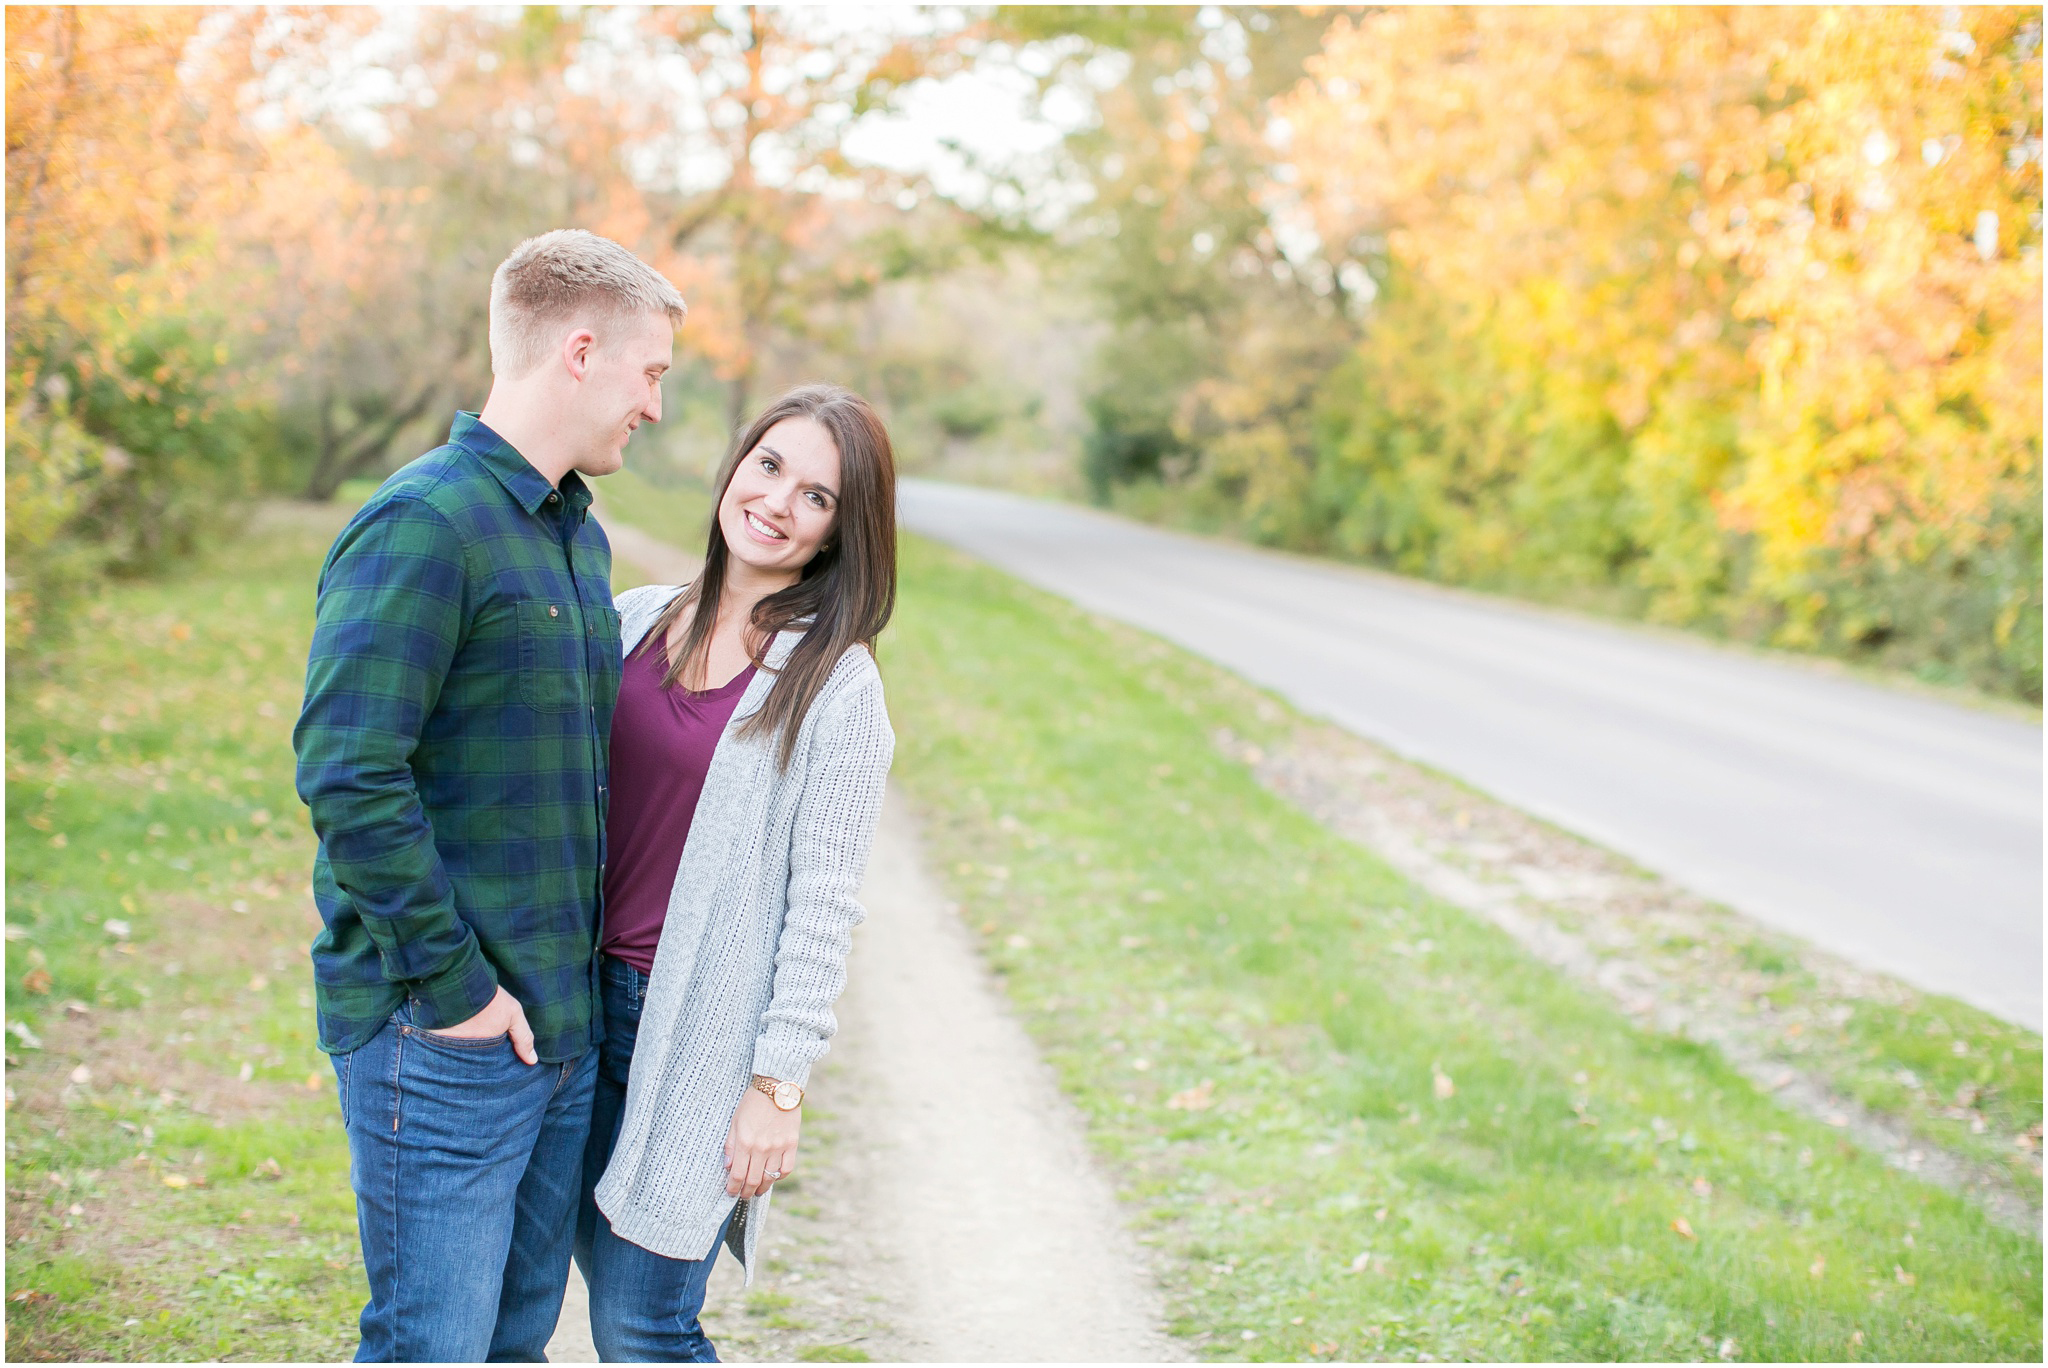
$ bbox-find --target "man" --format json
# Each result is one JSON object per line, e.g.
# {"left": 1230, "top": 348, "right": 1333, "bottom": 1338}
{"left": 294, "top": 229, "right": 683, "bottom": 1362}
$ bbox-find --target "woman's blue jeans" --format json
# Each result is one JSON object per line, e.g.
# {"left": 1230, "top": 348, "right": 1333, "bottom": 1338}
{"left": 576, "top": 956, "right": 733, "bottom": 1362}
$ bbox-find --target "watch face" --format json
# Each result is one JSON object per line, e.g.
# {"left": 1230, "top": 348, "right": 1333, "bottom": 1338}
{"left": 774, "top": 1081, "right": 802, "bottom": 1110}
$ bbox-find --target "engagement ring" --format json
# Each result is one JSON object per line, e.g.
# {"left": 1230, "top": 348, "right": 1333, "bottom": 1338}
{"left": 764, "top": 1170, "right": 781, "bottom": 1181}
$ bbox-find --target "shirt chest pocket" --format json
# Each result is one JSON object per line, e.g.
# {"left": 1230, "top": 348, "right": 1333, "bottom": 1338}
{"left": 517, "top": 599, "right": 585, "bottom": 712}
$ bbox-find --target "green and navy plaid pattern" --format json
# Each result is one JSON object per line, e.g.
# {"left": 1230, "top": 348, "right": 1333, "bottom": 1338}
{"left": 294, "top": 413, "right": 622, "bottom": 1062}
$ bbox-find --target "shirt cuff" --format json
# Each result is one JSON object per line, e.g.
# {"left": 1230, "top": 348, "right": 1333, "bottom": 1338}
{"left": 403, "top": 936, "right": 500, "bottom": 1031}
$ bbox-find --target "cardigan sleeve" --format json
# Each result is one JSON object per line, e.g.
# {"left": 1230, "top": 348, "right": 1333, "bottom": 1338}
{"left": 750, "top": 672, "right": 894, "bottom": 1087}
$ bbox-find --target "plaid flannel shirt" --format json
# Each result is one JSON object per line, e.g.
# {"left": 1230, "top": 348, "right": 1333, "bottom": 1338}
{"left": 294, "top": 413, "right": 621, "bottom": 1062}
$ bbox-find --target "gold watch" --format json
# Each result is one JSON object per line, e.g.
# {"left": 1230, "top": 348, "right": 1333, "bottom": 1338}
{"left": 753, "top": 1074, "right": 804, "bottom": 1111}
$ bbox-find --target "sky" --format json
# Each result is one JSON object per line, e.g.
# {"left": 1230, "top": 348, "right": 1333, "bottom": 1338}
{"left": 251, "top": 6, "right": 1115, "bottom": 223}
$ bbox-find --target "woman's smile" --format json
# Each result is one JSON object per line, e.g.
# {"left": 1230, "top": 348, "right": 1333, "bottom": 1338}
{"left": 742, "top": 508, "right": 789, "bottom": 543}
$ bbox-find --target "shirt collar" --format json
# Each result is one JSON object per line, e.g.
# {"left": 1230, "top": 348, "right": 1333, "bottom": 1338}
{"left": 447, "top": 412, "right": 592, "bottom": 518}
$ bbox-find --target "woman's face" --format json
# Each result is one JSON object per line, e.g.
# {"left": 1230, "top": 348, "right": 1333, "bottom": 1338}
{"left": 717, "top": 415, "right": 842, "bottom": 581}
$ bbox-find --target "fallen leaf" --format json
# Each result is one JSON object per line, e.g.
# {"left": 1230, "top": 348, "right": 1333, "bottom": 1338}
{"left": 22, "top": 968, "right": 52, "bottom": 995}
{"left": 1005, "top": 934, "right": 1031, "bottom": 950}
{"left": 247, "top": 974, "right": 268, "bottom": 992}
{"left": 1347, "top": 1251, "right": 1372, "bottom": 1273}
{"left": 68, "top": 1065, "right": 91, "bottom": 1085}
{"left": 162, "top": 1174, "right": 189, "bottom": 1189}
{"left": 1691, "top": 1176, "right": 1713, "bottom": 1199}
{"left": 1432, "top": 1066, "right": 1455, "bottom": 1100}
{"left": 1893, "top": 1264, "right": 1915, "bottom": 1286}
{"left": 304, "top": 1072, "right": 325, "bottom": 1091}
{"left": 1671, "top": 1217, "right": 1697, "bottom": 1240}
{"left": 238, "top": 1062, "right": 253, "bottom": 1082}
{"left": 1167, "top": 1079, "right": 1216, "bottom": 1111}
{"left": 257, "top": 1157, "right": 283, "bottom": 1180}
{"left": 1809, "top": 1257, "right": 1826, "bottom": 1278}
{"left": 102, "top": 919, "right": 131, "bottom": 940}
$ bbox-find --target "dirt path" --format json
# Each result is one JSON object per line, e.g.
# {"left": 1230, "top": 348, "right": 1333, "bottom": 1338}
{"left": 549, "top": 521, "right": 1180, "bottom": 1362}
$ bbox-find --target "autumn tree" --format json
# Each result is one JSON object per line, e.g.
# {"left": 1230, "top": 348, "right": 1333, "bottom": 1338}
{"left": 610, "top": 8, "right": 974, "bottom": 428}
{"left": 1275, "top": 6, "right": 2042, "bottom": 695}
{"left": 4, "top": 7, "right": 367, "bottom": 646}
{"left": 992, "top": 6, "right": 1350, "bottom": 502}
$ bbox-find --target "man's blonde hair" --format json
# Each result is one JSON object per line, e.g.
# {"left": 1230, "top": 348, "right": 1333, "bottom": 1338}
{"left": 488, "top": 229, "right": 687, "bottom": 378}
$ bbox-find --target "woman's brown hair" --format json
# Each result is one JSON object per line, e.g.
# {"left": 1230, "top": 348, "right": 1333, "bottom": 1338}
{"left": 640, "top": 383, "right": 897, "bottom": 767}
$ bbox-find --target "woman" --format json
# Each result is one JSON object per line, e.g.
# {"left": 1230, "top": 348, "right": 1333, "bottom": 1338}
{"left": 576, "top": 384, "right": 897, "bottom": 1362}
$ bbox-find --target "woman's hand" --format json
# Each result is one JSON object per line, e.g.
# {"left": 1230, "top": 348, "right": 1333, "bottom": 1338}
{"left": 724, "top": 1087, "right": 800, "bottom": 1198}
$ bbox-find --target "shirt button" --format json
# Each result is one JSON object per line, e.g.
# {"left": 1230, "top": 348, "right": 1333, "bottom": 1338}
{"left": 549, "top": 605, "right": 559, "bottom": 618}
{"left": 547, "top": 492, "right": 560, "bottom": 504}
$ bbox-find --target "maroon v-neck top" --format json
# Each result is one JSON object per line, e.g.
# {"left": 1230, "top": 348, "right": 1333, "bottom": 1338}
{"left": 599, "top": 641, "right": 758, "bottom": 974}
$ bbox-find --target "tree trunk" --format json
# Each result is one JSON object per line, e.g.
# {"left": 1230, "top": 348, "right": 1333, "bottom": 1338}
{"left": 302, "top": 381, "right": 442, "bottom": 502}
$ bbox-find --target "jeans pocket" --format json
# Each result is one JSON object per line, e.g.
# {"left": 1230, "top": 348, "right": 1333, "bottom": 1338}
{"left": 411, "top": 1024, "right": 514, "bottom": 1052}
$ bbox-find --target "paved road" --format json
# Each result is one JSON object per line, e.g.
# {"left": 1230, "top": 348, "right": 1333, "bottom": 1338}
{"left": 899, "top": 480, "right": 2045, "bottom": 1029}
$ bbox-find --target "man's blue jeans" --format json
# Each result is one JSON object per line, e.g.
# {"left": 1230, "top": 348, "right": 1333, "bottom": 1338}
{"left": 576, "top": 956, "right": 732, "bottom": 1362}
{"left": 332, "top": 1002, "right": 598, "bottom": 1362}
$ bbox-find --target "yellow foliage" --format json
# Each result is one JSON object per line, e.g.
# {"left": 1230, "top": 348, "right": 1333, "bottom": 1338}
{"left": 1273, "top": 6, "right": 2041, "bottom": 689}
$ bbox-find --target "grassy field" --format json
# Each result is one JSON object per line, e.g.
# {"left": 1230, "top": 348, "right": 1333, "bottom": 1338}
{"left": 6, "top": 501, "right": 2039, "bottom": 1361}
{"left": 597, "top": 463, "right": 716, "bottom": 554}
{"left": 5, "top": 505, "right": 365, "bottom": 1360}
{"left": 877, "top": 535, "right": 2042, "bottom": 1361}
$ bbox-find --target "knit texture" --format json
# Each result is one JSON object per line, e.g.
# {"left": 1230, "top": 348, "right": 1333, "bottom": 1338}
{"left": 593, "top": 584, "right": 894, "bottom": 1280}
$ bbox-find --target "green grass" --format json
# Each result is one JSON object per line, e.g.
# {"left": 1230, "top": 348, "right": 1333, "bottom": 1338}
{"left": 9, "top": 500, "right": 2037, "bottom": 1361}
{"left": 5, "top": 506, "right": 367, "bottom": 1359}
{"left": 598, "top": 464, "right": 714, "bottom": 554}
{"left": 3, "top": 504, "right": 649, "bottom": 1360}
{"left": 878, "top": 534, "right": 2042, "bottom": 1362}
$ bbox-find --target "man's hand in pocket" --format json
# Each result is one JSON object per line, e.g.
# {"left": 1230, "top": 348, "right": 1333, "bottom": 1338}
{"left": 428, "top": 986, "right": 538, "bottom": 1064}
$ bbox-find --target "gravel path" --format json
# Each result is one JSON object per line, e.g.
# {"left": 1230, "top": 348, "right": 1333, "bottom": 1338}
{"left": 548, "top": 517, "right": 1179, "bottom": 1362}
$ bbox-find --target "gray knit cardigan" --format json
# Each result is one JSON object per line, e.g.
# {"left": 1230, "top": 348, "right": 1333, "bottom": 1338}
{"left": 592, "top": 583, "right": 894, "bottom": 1279}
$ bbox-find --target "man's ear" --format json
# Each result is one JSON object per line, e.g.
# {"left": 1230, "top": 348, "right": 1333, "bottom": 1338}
{"left": 560, "top": 327, "right": 598, "bottom": 381}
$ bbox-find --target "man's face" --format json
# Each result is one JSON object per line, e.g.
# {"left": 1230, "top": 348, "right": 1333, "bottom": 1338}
{"left": 570, "top": 310, "right": 673, "bottom": 478}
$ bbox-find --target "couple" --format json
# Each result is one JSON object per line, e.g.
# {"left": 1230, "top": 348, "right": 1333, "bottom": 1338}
{"left": 293, "top": 229, "right": 896, "bottom": 1362}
